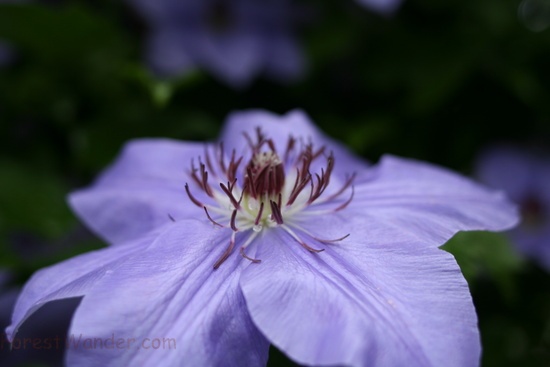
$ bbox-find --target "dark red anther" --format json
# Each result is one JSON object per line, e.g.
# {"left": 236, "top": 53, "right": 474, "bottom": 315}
{"left": 269, "top": 200, "right": 284, "bottom": 225}
{"left": 185, "top": 183, "right": 204, "bottom": 208}
{"left": 220, "top": 182, "right": 241, "bottom": 210}
{"left": 240, "top": 247, "right": 261, "bottom": 264}
{"left": 213, "top": 237, "right": 236, "bottom": 270}
{"left": 204, "top": 206, "right": 223, "bottom": 227}
{"left": 230, "top": 209, "right": 239, "bottom": 231}
{"left": 254, "top": 201, "right": 265, "bottom": 225}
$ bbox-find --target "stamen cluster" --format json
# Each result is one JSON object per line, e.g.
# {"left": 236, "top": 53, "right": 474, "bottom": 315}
{"left": 184, "top": 129, "right": 355, "bottom": 269}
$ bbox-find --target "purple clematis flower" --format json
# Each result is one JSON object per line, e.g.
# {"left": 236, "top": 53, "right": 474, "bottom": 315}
{"left": 7, "top": 110, "right": 517, "bottom": 366}
{"left": 476, "top": 145, "right": 550, "bottom": 270}
{"left": 125, "top": 0, "right": 304, "bottom": 87}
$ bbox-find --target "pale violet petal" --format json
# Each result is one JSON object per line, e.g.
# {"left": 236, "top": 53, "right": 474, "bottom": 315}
{"left": 240, "top": 226, "right": 479, "bottom": 367}
{"left": 346, "top": 155, "right": 518, "bottom": 246}
{"left": 69, "top": 139, "right": 204, "bottom": 244}
{"left": 220, "top": 109, "right": 369, "bottom": 180}
{"left": 6, "top": 231, "right": 159, "bottom": 340}
{"left": 65, "top": 220, "right": 268, "bottom": 367}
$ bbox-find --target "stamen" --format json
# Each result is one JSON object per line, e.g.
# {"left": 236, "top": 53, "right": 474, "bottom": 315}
{"left": 168, "top": 213, "right": 176, "bottom": 222}
{"left": 227, "top": 151, "right": 243, "bottom": 184}
{"left": 185, "top": 183, "right": 204, "bottom": 208}
{"left": 334, "top": 185, "right": 355, "bottom": 212}
{"left": 321, "top": 172, "right": 357, "bottom": 203}
{"left": 230, "top": 209, "right": 239, "bottom": 231}
{"left": 270, "top": 200, "right": 284, "bottom": 225}
{"left": 287, "top": 170, "right": 311, "bottom": 206}
{"left": 204, "top": 207, "right": 224, "bottom": 227}
{"left": 284, "top": 136, "right": 296, "bottom": 163}
{"left": 254, "top": 201, "right": 265, "bottom": 225}
{"left": 313, "top": 233, "right": 350, "bottom": 243}
{"left": 282, "top": 225, "right": 324, "bottom": 253}
{"left": 240, "top": 247, "right": 261, "bottom": 264}
{"left": 200, "top": 163, "right": 214, "bottom": 197}
{"left": 190, "top": 158, "right": 203, "bottom": 188}
{"left": 213, "top": 232, "right": 236, "bottom": 270}
{"left": 220, "top": 182, "right": 241, "bottom": 210}
{"left": 204, "top": 145, "right": 216, "bottom": 178}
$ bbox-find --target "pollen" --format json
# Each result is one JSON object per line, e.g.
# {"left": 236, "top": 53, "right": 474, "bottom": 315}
{"left": 184, "top": 128, "right": 355, "bottom": 269}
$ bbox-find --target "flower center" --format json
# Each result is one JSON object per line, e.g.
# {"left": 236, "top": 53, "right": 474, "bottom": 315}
{"left": 184, "top": 128, "right": 355, "bottom": 269}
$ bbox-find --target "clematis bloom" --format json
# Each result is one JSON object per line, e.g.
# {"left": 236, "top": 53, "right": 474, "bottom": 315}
{"left": 8, "top": 110, "right": 517, "bottom": 366}
{"left": 125, "top": 0, "right": 304, "bottom": 87}
{"left": 476, "top": 145, "right": 550, "bottom": 270}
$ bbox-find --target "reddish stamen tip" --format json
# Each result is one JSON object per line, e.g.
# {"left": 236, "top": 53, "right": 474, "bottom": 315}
{"left": 230, "top": 209, "right": 239, "bottom": 231}
{"left": 204, "top": 206, "right": 224, "bottom": 227}
{"left": 313, "top": 233, "right": 350, "bottom": 243}
{"left": 240, "top": 247, "right": 261, "bottom": 264}
{"left": 213, "top": 237, "right": 236, "bottom": 270}
{"left": 185, "top": 183, "right": 204, "bottom": 208}
{"left": 269, "top": 200, "right": 284, "bottom": 225}
{"left": 299, "top": 241, "right": 325, "bottom": 253}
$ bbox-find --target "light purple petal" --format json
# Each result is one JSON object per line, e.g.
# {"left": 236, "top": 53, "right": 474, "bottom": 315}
{"left": 6, "top": 230, "right": 160, "bottom": 340}
{"left": 65, "top": 220, "right": 268, "bottom": 367}
{"left": 240, "top": 226, "right": 479, "bottom": 367}
{"left": 69, "top": 139, "right": 204, "bottom": 245}
{"left": 345, "top": 155, "right": 518, "bottom": 246}
{"left": 220, "top": 109, "right": 370, "bottom": 181}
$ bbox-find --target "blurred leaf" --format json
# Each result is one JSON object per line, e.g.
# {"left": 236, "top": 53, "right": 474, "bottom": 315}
{"left": 0, "top": 160, "right": 74, "bottom": 239}
{"left": 442, "top": 231, "right": 525, "bottom": 300}
{"left": 0, "top": 4, "right": 125, "bottom": 64}
{"left": 122, "top": 64, "right": 205, "bottom": 108}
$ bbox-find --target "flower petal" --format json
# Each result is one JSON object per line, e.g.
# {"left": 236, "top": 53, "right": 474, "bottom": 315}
{"left": 64, "top": 220, "right": 268, "bottom": 367}
{"left": 220, "top": 109, "right": 369, "bottom": 180}
{"left": 240, "top": 226, "right": 480, "bottom": 367}
{"left": 346, "top": 155, "right": 518, "bottom": 246}
{"left": 69, "top": 139, "right": 204, "bottom": 244}
{"left": 6, "top": 231, "right": 159, "bottom": 340}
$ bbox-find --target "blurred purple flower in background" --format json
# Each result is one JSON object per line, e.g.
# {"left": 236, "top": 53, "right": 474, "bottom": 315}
{"left": 0, "top": 43, "right": 14, "bottom": 66}
{"left": 7, "top": 110, "right": 517, "bottom": 366}
{"left": 476, "top": 145, "right": 550, "bottom": 270}
{"left": 356, "top": 0, "right": 404, "bottom": 14}
{"left": 125, "top": 0, "right": 305, "bottom": 87}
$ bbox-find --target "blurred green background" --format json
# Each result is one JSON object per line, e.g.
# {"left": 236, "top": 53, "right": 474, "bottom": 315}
{"left": 0, "top": 0, "right": 549, "bottom": 366}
